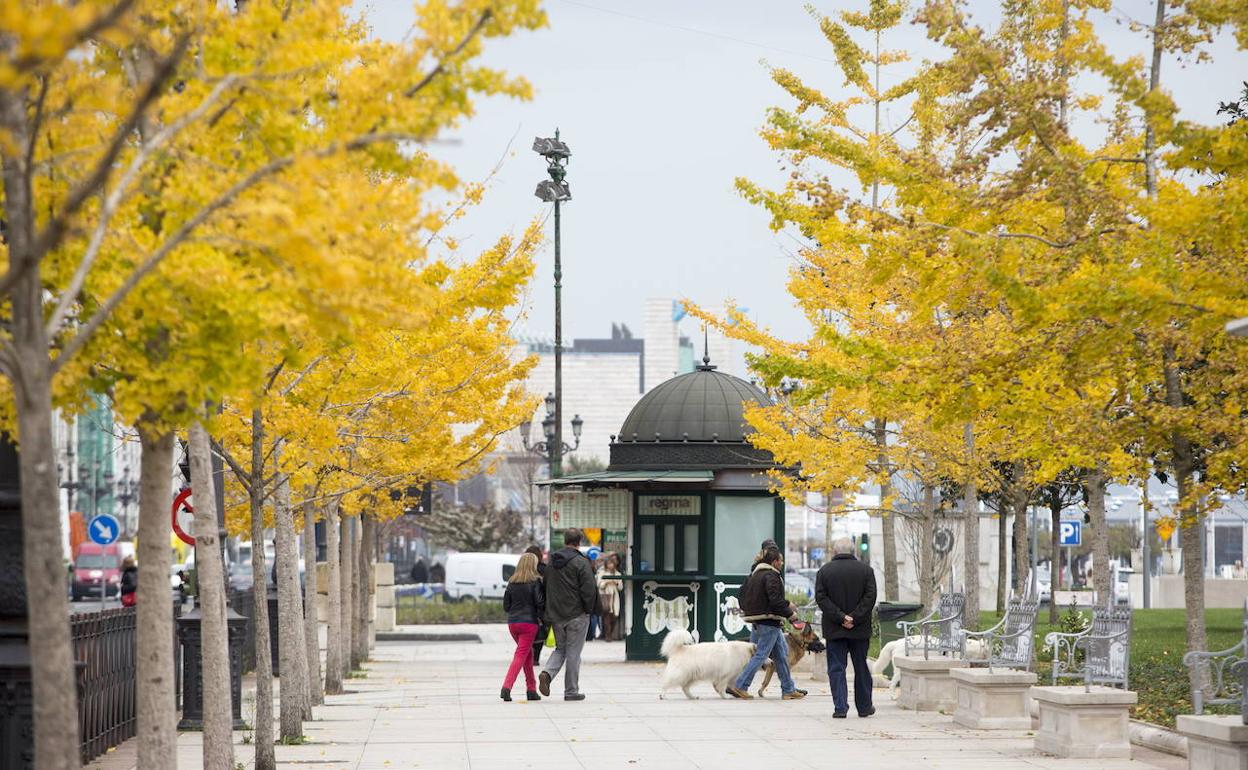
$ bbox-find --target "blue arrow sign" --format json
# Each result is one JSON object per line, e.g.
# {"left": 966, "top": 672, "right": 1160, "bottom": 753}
{"left": 87, "top": 513, "right": 121, "bottom": 546}
{"left": 585, "top": 546, "right": 602, "bottom": 561}
{"left": 1059, "top": 520, "right": 1081, "bottom": 547}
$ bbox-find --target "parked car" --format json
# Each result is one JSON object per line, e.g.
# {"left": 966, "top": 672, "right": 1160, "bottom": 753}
{"left": 72, "top": 543, "right": 123, "bottom": 600}
{"left": 444, "top": 552, "right": 519, "bottom": 601}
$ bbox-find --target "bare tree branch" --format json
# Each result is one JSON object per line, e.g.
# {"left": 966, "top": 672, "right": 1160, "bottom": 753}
{"left": 402, "top": 10, "right": 493, "bottom": 99}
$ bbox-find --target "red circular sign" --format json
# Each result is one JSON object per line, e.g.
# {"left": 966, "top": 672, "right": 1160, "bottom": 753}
{"left": 172, "top": 487, "right": 195, "bottom": 546}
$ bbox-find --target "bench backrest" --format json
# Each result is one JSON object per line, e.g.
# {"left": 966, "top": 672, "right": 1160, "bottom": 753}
{"left": 931, "top": 592, "right": 965, "bottom": 652}
{"left": 995, "top": 597, "right": 1040, "bottom": 667}
{"left": 1085, "top": 606, "right": 1132, "bottom": 685}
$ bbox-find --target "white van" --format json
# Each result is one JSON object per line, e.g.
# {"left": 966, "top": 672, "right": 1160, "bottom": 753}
{"left": 444, "top": 552, "right": 520, "bottom": 601}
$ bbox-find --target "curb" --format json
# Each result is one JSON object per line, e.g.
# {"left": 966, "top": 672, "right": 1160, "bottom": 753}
{"left": 376, "top": 632, "right": 482, "bottom": 642}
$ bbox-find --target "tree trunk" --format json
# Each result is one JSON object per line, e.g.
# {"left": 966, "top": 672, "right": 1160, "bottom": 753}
{"left": 136, "top": 428, "right": 176, "bottom": 768}
{"left": 1049, "top": 494, "right": 1062, "bottom": 624}
{"left": 919, "top": 484, "right": 936, "bottom": 610}
{"left": 189, "top": 422, "right": 234, "bottom": 770}
{"left": 1086, "top": 467, "right": 1111, "bottom": 606}
{"left": 340, "top": 514, "right": 355, "bottom": 678}
{"left": 996, "top": 503, "right": 1008, "bottom": 614}
{"left": 874, "top": 418, "right": 899, "bottom": 601}
{"left": 248, "top": 412, "right": 275, "bottom": 770}
{"left": 354, "top": 514, "right": 373, "bottom": 665}
{"left": 274, "top": 457, "right": 307, "bottom": 741}
{"left": 1011, "top": 463, "right": 1029, "bottom": 597}
{"left": 324, "top": 501, "right": 344, "bottom": 695}
{"left": 302, "top": 506, "right": 324, "bottom": 707}
{"left": 962, "top": 422, "right": 979, "bottom": 630}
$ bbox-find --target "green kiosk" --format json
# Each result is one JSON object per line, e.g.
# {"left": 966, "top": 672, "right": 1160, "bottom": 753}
{"left": 540, "top": 355, "right": 786, "bottom": 661}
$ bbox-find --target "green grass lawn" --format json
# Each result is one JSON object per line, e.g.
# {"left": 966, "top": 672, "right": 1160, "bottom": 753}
{"left": 970, "top": 607, "right": 1244, "bottom": 728}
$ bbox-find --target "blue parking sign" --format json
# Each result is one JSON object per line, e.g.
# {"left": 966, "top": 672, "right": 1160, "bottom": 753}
{"left": 87, "top": 513, "right": 121, "bottom": 546}
{"left": 1059, "top": 520, "right": 1081, "bottom": 547}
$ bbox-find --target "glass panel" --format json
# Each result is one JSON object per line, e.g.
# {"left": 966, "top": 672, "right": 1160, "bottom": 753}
{"left": 502, "top": 564, "right": 515, "bottom": 581}
{"left": 714, "top": 496, "right": 776, "bottom": 574}
{"left": 639, "top": 524, "right": 655, "bottom": 572}
{"left": 683, "top": 524, "right": 699, "bottom": 572}
{"left": 663, "top": 524, "right": 676, "bottom": 572}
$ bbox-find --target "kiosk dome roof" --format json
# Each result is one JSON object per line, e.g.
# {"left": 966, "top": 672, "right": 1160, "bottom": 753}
{"left": 618, "top": 364, "right": 770, "bottom": 444}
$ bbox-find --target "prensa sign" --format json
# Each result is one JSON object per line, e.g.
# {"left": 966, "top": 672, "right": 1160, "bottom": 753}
{"left": 638, "top": 495, "right": 700, "bottom": 516}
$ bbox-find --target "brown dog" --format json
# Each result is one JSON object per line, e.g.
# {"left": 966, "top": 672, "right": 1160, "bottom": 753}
{"left": 757, "top": 623, "right": 825, "bottom": 696}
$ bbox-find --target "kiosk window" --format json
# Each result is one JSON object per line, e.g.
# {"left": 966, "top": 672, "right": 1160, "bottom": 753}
{"left": 662, "top": 524, "right": 676, "bottom": 571}
{"left": 714, "top": 496, "right": 775, "bottom": 574}
{"left": 639, "top": 524, "right": 655, "bottom": 572}
{"left": 683, "top": 524, "right": 699, "bottom": 572}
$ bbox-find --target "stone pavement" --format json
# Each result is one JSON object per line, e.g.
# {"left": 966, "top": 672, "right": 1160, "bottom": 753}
{"left": 91, "top": 624, "right": 1185, "bottom": 770}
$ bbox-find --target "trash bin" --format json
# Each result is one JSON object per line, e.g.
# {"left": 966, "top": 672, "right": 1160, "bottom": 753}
{"left": 875, "top": 602, "right": 924, "bottom": 677}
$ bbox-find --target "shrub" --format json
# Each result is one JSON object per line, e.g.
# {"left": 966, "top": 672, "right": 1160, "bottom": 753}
{"left": 395, "top": 595, "right": 507, "bottom": 625}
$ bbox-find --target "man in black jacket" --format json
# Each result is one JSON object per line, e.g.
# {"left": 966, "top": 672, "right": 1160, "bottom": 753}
{"left": 726, "top": 547, "right": 806, "bottom": 700}
{"left": 815, "top": 537, "right": 877, "bottom": 718}
{"left": 539, "top": 529, "right": 598, "bottom": 701}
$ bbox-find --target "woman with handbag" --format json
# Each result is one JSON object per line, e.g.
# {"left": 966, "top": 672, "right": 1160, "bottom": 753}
{"left": 501, "top": 552, "right": 545, "bottom": 701}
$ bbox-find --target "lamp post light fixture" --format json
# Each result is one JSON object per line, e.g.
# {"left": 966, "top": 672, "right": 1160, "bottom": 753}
{"left": 518, "top": 391, "right": 583, "bottom": 478}
{"left": 115, "top": 464, "right": 140, "bottom": 537}
{"left": 533, "top": 130, "right": 572, "bottom": 477}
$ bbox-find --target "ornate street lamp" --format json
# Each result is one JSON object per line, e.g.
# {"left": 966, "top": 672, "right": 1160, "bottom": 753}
{"left": 533, "top": 131, "right": 572, "bottom": 477}
{"left": 519, "top": 391, "right": 583, "bottom": 478}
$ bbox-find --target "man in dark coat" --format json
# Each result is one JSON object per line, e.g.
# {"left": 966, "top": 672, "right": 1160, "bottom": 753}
{"left": 815, "top": 537, "right": 877, "bottom": 717}
{"left": 539, "top": 528, "right": 598, "bottom": 701}
{"left": 726, "top": 546, "right": 806, "bottom": 700}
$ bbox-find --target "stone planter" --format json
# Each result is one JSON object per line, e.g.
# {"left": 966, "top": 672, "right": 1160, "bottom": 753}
{"left": 1176, "top": 714, "right": 1248, "bottom": 770}
{"left": 950, "top": 667, "right": 1037, "bottom": 730}
{"left": 894, "top": 654, "right": 969, "bottom": 712}
{"left": 1032, "top": 685, "right": 1137, "bottom": 758}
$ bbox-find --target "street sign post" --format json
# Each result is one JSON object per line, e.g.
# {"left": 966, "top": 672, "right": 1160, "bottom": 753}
{"left": 1059, "top": 520, "right": 1082, "bottom": 547}
{"left": 172, "top": 487, "right": 195, "bottom": 546}
{"left": 87, "top": 513, "right": 120, "bottom": 546}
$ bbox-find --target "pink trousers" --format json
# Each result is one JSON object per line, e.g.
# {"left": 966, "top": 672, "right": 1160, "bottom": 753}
{"left": 504, "top": 622, "right": 539, "bottom": 691}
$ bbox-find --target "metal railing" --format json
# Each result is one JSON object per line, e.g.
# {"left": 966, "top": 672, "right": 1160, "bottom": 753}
{"left": 72, "top": 607, "right": 137, "bottom": 763}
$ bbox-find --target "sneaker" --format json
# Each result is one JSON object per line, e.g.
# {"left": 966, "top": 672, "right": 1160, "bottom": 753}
{"left": 526, "top": 691, "right": 541, "bottom": 701}
{"left": 564, "top": 693, "right": 586, "bottom": 701}
{"left": 538, "top": 671, "right": 551, "bottom": 697}
{"left": 858, "top": 706, "right": 875, "bottom": 717}
{"left": 500, "top": 687, "right": 511, "bottom": 702}
{"left": 782, "top": 690, "right": 807, "bottom": 700}
{"left": 832, "top": 712, "right": 848, "bottom": 719}
{"left": 725, "top": 687, "right": 753, "bottom": 700}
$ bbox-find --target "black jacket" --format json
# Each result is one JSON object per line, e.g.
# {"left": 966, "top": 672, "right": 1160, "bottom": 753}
{"left": 738, "top": 563, "right": 792, "bottom": 627}
{"left": 120, "top": 566, "right": 138, "bottom": 596}
{"left": 503, "top": 580, "right": 545, "bottom": 625}
{"left": 544, "top": 547, "right": 597, "bottom": 623}
{"left": 815, "top": 553, "right": 877, "bottom": 640}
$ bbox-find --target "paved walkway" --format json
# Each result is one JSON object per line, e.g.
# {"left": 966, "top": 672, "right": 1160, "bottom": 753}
{"left": 93, "top": 625, "right": 1184, "bottom": 770}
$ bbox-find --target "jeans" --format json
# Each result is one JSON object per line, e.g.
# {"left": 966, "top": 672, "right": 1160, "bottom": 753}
{"left": 734, "top": 624, "right": 795, "bottom": 694}
{"left": 504, "top": 622, "right": 539, "bottom": 690}
{"left": 826, "top": 637, "right": 873, "bottom": 715}
{"left": 543, "top": 614, "right": 590, "bottom": 695}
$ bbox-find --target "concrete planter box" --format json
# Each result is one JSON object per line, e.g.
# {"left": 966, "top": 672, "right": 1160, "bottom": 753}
{"left": 375, "top": 585, "right": 395, "bottom": 609}
{"left": 1177, "top": 714, "right": 1248, "bottom": 770}
{"left": 374, "top": 605, "right": 396, "bottom": 633}
{"left": 950, "top": 668, "right": 1037, "bottom": 730}
{"left": 894, "top": 654, "right": 970, "bottom": 712}
{"left": 1032, "top": 685, "right": 1137, "bottom": 758}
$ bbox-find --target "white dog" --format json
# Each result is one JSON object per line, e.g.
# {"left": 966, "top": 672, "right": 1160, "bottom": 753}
{"left": 871, "top": 636, "right": 989, "bottom": 698}
{"left": 659, "top": 628, "right": 756, "bottom": 699}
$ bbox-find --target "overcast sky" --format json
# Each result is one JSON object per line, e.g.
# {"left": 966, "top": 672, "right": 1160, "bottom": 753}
{"left": 363, "top": 1, "right": 1246, "bottom": 350}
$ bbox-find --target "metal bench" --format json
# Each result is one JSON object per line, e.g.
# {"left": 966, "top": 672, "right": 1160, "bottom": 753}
{"left": 962, "top": 592, "right": 1040, "bottom": 672}
{"left": 1182, "top": 600, "right": 1248, "bottom": 722}
{"left": 1045, "top": 604, "right": 1132, "bottom": 691}
{"left": 901, "top": 591, "right": 965, "bottom": 659}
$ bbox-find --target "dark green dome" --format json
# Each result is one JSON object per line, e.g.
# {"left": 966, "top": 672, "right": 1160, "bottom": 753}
{"left": 617, "top": 366, "right": 770, "bottom": 444}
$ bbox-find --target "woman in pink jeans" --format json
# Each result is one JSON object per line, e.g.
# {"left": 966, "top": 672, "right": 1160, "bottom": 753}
{"left": 501, "top": 552, "right": 545, "bottom": 701}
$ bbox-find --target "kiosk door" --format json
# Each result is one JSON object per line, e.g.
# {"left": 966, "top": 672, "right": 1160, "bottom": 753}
{"left": 626, "top": 495, "right": 704, "bottom": 660}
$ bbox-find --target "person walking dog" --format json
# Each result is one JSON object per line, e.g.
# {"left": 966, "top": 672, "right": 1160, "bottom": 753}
{"left": 539, "top": 528, "right": 598, "bottom": 701}
{"left": 501, "top": 552, "right": 545, "bottom": 701}
{"left": 815, "top": 537, "right": 877, "bottom": 718}
{"left": 726, "top": 546, "right": 806, "bottom": 700}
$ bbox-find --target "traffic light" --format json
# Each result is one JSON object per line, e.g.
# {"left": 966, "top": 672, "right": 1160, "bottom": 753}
{"left": 859, "top": 533, "right": 870, "bottom": 561}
